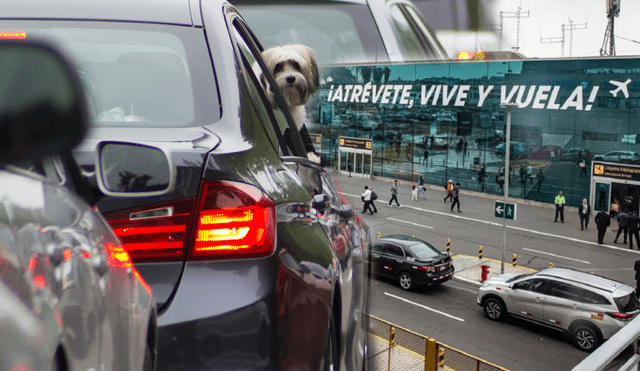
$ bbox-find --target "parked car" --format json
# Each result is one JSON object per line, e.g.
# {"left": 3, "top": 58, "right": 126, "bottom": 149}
{"left": 592, "top": 150, "right": 640, "bottom": 164}
{"left": 0, "top": 40, "right": 157, "bottom": 371}
{"left": 530, "top": 145, "right": 563, "bottom": 160}
{"left": 555, "top": 147, "right": 587, "bottom": 162}
{"left": 233, "top": 0, "right": 449, "bottom": 65}
{"left": 478, "top": 268, "right": 640, "bottom": 352}
{"left": 2, "top": 0, "right": 371, "bottom": 369}
{"left": 495, "top": 142, "right": 528, "bottom": 159}
{"left": 368, "top": 235, "right": 454, "bottom": 290}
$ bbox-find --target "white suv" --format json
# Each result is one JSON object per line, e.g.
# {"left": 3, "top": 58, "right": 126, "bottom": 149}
{"left": 477, "top": 268, "right": 640, "bottom": 352}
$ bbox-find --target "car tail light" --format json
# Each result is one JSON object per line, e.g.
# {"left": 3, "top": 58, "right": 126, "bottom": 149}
{"left": 417, "top": 265, "right": 435, "bottom": 273}
{"left": 188, "top": 180, "right": 275, "bottom": 260}
{"left": 105, "top": 180, "right": 275, "bottom": 262}
{"left": 607, "top": 312, "right": 635, "bottom": 321}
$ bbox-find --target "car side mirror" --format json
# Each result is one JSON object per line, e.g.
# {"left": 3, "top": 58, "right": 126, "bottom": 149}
{"left": 96, "top": 142, "right": 175, "bottom": 197}
{"left": 339, "top": 204, "right": 355, "bottom": 221}
{"left": 283, "top": 156, "right": 323, "bottom": 195}
{"left": 312, "top": 194, "right": 331, "bottom": 212}
{"left": 0, "top": 40, "right": 88, "bottom": 164}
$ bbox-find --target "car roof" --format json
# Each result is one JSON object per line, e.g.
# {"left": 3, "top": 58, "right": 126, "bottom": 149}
{"left": 535, "top": 268, "right": 628, "bottom": 294}
{"left": 2, "top": 0, "right": 197, "bottom": 25}
{"left": 376, "top": 234, "right": 423, "bottom": 247}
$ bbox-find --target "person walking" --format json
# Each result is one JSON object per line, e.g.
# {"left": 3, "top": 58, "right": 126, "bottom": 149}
{"left": 614, "top": 209, "right": 630, "bottom": 244}
{"left": 536, "top": 169, "right": 545, "bottom": 193}
{"left": 450, "top": 182, "right": 461, "bottom": 212}
{"left": 578, "top": 198, "right": 591, "bottom": 231}
{"left": 361, "top": 186, "right": 374, "bottom": 215}
{"left": 369, "top": 186, "right": 378, "bottom": 213}
{"left": 629, "top": 211, "right": 640, "bottom": 249}
{"left": 526, "top": 162, "right": 533, "bottom": 184}
{"left": 595, "top": 207, "right": 611, "bottom": 245}
{"left": 478, "top": 166, "right": 486, "bottom": 191}
{"left": 388, "top": 180, "right": 401, "bottom": 207}
{"left": 554, "top": 191, "right": 566, "bottom": 223}
{"left": 443, "top": 179, "right": 454, "bottom": 202}
{"left": 418, "top": 176, "right": 426, "bottom": 199}
{"left": 423, "top": 149, "right": 429, "bottom": 166}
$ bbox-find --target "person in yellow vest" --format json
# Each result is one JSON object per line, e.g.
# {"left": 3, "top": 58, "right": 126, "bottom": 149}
{"left": 554, "top": 191, "right": 566, "bottom": 223}
{"left": 443, "top": 179, "right": 454, "bottom": 203}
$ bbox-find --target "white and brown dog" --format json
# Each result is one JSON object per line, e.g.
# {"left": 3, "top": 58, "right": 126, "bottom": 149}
{"left": 261, "top": 44, "right": 321, "bottom": 163}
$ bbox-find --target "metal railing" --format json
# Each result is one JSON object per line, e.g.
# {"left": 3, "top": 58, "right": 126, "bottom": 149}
{"left": 367, "top": 314, "right": 509, "bottom": 371}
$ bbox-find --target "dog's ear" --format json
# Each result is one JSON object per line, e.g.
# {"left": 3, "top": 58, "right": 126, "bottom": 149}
{"left": 304, "top": 46, "right": 321, "bottom": 95}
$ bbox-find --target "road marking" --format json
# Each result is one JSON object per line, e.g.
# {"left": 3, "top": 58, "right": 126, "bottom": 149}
{"left": 344, "top": 192, "right": 640, "bottom": 254}
{"left": 522, "top": 248, "right": 591, "bottom": 264}
{"left": 386, "top": 217, "right": 434, "bottom": 229}
{"left": 384, "top": 292, "right": 465, "bottom": 322}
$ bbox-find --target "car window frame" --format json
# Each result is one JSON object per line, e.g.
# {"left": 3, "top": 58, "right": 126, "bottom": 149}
{"left": 384, "top": 243, "right": 406, "bottom": 258}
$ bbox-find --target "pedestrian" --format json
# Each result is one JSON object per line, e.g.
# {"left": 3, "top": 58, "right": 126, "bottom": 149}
{"left": 463, "top": 140, "right": 468, "bottom": 157}
{"left": 361, "top": 186, "right": 374, "bottom": 215}
{"left": 595, "top": 207, "right": 610, "bottom": 245}
{"left": 554, "top": 191, "right": 566, "bottom": 223}
{"left": 496, "top": 173, "right": 504, "bottom": 192}
{"left": 614, "top": 208, "right": 629, "bottom": 244}
{"left": 451, "top": 182, "right": 461, "bottom": 212}
{"left": 389, "top": 179, "right": 401, "bottom": 207}
{"left": 629, "top": 211, "right": 640, "bottom": 249}
{"left": 519, "top": 166, "right": 526, "bottom": 184}
{"left": 443, "top": 179, "right": 454, "bottom": 202}
{"left": 423, "top": 149, "right": 429, "bottom": 166}
{"left": 478, "top": 166, "right": 486, "bottom": 190}
{"left": 578, "top": 198, "right": 591, "bottom": 231}
{"left": 635, "top": 260, "right": 640, "bottom": 297}
{"left": 535, "top": 169, "right": 545, "bottom": 193}
{"left": 624, "top": 192, "right": 634, "bottom": 213}
{"left": 579, "top": 158, "right": 588, "bottom": 178}
{"left": 611, "top": 198, "right": 620, "bottom": 218}
{"left": 430, "top": 134, "right": 434, "bottom": 149}
{"left": 526, "top": 162, "right": 533, "bottom": 184}
{"left": 369, "top": 187, "right": 378, "bottom": 213}
{"left": 411, "top": 185, "right": 418, "bottom": 200}
{"left": 418, "top": 176, "right": 427, "bottom": 199}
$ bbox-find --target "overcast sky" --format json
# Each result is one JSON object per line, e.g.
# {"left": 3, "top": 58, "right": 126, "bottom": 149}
{"left": 488, "top": 0, "right": 640, "bottom": 58}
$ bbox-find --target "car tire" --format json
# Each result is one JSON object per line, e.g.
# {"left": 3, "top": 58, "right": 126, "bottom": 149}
{"left": 482, "top": 297, "right": 505, "bottom": 321}
{"left": 572, "top": 325, "right": 599, "bottom": 352}
{"left": 398, "top": 272, "right": 414, "bottom": 291}
{"left": 319, "top": 313, "right": 338, "bottom": 371}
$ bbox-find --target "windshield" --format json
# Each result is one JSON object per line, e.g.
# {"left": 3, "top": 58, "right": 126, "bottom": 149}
{"left": 236, "top": 3, "right": 389, "bottom": 65}
{"left": 2, "top": 21, "right": 220, "bottom": 127}
{"left": 407, "top": 242, "right": 443, "bottom": 260}
{"left": 506, "top": 273, "right": 533, "bottom": 283}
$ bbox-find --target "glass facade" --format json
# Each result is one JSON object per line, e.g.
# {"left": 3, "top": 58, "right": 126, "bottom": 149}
{"left": 309, "top": 58, "right": 640, "bottom": 208}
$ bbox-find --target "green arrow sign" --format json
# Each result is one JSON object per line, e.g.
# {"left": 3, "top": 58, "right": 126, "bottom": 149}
{"left": 495, "top": 201, "right": 517, "bottom": 220}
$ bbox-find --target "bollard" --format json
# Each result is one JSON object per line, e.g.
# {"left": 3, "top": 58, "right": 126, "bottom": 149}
{"left": 512, "top": 254, "right": 517, "bottom": 266}
{"left": 438, "top": 346, "right": 445, "bottom": 368}
{"left": 377, "top": 232, "right": 381, "bottom": 238}
{"left": 549, "top": 262, "right": 554, "bottom": 268}
{"left": 388, "top": 326, "right": 395, "bottom": 371}
{"left": 446, "top": 239, "right": 451, "bottom": 255}
{"left": 479, "top": 246, "right": 483, "bottom": 259}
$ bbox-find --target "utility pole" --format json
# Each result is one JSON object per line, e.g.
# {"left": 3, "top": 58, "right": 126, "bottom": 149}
{"left": 601, "top": 0, "right": 620, "bottom": 56}
{"left": 540, "top": 19, "right": 587, "bottom": 57}
{"left": 501, "top": 7, "right": 530, "bottom": 53}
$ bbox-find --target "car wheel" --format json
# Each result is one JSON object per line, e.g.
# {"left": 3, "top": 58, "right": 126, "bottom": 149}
{"left": 398, "top": 272, "right": 414, "bottom": 291}
{"left": 143, "top": 343, "right": 153, "bottom": 371}
{"left": 482, "top": 297, "right": 505, "bottom": 320}
{"left": 573, "top": 325, "right": 599, "bottom": 352}
{"left": 319, "top": 314, "right": 338, "bottom": 371}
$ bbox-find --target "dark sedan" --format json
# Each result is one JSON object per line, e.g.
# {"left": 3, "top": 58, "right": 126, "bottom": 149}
{"left": 2, "top": 0, "right": 371, "bottom": 369}
{"left": 368, "top": 235, "right": 454, "bottom": 290}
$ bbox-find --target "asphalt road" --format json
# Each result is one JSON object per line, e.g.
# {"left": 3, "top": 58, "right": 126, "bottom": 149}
{"left": 329, "top": 170, "right": 639, "bottom": 370}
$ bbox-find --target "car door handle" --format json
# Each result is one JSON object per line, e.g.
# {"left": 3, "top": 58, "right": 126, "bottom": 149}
{"left": 396, "top": 259, "right": 403, "bottom": 263}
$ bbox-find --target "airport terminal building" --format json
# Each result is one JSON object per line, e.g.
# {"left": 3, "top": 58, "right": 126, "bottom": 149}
{"left": 310, "top": 58, "right": 640, "bottom": 210}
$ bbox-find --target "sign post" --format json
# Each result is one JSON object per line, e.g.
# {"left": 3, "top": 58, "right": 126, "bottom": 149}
{"left": 500, "top": 102, "right": 518, "bottom": 274}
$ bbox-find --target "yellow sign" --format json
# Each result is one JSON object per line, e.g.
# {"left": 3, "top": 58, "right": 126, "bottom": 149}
{"left": 339, "top": 138, "right": 345, "bottom": 146}
{"left": 591, "top": 313, "right": 604, "bottom": 321}
{"left": 594, "top": 164, "right": 604, "bottom": 175}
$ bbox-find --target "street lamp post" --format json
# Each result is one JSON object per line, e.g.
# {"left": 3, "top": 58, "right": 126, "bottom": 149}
{"left": 500, "top": 102, "right": 518, "bottom": 274}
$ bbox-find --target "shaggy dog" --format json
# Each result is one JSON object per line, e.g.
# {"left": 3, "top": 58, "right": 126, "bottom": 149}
{"left": 261, "top": 44, "right": 321, "bottom": 163}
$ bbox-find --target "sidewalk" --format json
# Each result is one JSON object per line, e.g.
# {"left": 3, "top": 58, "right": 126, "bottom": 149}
{"left": 329, "top": 169, "right": 620, "bottom": 248}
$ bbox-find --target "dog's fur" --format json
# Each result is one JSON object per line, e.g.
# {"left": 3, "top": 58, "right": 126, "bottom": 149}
{"left": 260, "top": 45, "right": 321, "bottom": 163}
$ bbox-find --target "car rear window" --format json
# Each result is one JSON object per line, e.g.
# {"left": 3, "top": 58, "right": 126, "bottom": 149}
{"left": 614, "top": 293, "right": 640, "bottom": 313}
{"left": 2, "top": 20, "right": 220, "bottom": 128}
{"left": 407, "top": 242, "right": 442, "bottom": 260}
{"left": 235, "top": 3, "right": 389, "bottom": 65}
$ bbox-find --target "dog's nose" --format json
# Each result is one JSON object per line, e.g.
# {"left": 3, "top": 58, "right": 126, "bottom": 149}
{"left": 286, "top": 75, "right": 295, "bottom": 84}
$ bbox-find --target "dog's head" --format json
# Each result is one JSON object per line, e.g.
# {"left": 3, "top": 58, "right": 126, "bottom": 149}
{"left": 260, "top": 44, "right": 320, "bottom": 109}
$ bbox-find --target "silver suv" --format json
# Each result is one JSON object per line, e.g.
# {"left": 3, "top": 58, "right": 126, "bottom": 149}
{"left": 477, "top": 268, "right": 640, "bottom": 352}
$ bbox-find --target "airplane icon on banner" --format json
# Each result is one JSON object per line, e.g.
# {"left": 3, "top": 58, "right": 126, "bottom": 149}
{"left": 609, "top": 78, "right": 632, "bottom": 98}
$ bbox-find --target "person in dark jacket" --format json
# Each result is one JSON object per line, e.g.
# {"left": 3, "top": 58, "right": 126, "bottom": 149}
{"left": 614, "top": 209, "right": 630, "bottom": 244}
{"left": 595, "top": 208, "right": 611, "bottom": 245}
{"left": 628, "top": 211, "right": 640, "bottom": 250}
{"left": 450, "top": 182, "right": 461, "bottom": 212}
{"left": 578, "top": 198, "right": 591, "bottom": 231}
{"left": 634, "top": 259, "right": 640, "bottom": 297}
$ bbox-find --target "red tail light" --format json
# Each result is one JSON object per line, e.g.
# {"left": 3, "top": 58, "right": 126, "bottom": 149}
{"left": 189, "top": 180, "right": 275, "bottom": 260}
{"left": 105, "top": 180, "right": 275, "bottom": 263}
{"left": 608, "top": 312, "right": 635, "bottom": 321}
{"left": 417, "top": 266, "right": 435, "bottom": 273}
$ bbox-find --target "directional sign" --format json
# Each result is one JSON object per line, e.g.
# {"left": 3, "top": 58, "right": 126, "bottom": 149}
{"left": 495, "top": 201, "right": 517, "bottom": 220}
